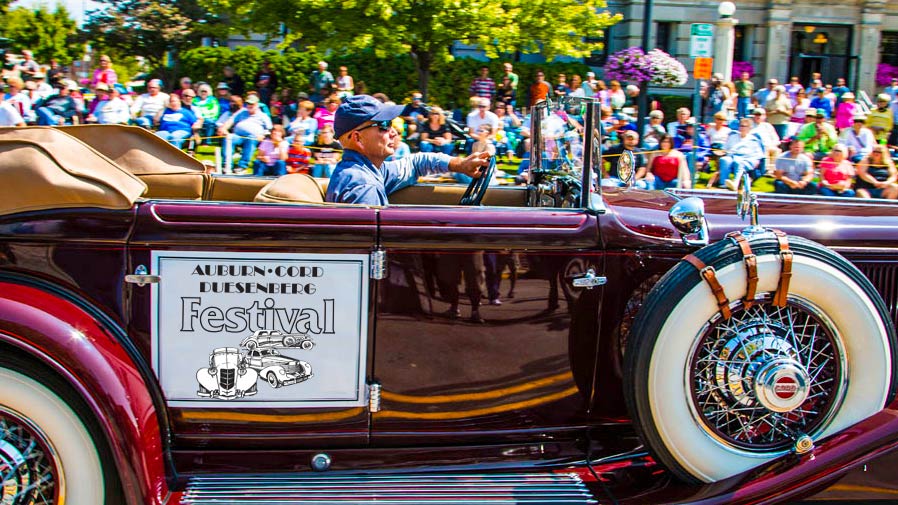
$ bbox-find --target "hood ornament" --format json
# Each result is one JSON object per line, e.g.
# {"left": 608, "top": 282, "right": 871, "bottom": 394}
{"left": 734, "top": 169, "right": 764, "bottom": 236}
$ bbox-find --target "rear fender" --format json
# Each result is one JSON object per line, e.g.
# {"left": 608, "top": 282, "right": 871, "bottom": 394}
{"left": 0, "top": 281, "right": 169, "bottom": 505}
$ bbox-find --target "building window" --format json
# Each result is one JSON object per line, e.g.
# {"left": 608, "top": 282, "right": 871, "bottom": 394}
{"left": 656, "top": 22, "right": 674, "bottom": 54}
{"left": 733, "top": 25, "right": 749, "bottom": 63}
{"left": 584, "top": 27, "right": 611, "bottom": 66}
{"left": 882, "top": 32, "right": 898, "bottom": 66}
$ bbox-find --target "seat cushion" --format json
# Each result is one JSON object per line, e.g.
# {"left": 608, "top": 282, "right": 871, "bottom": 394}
{"left": 254, "top": 173, "right": 325, "bottom": 204}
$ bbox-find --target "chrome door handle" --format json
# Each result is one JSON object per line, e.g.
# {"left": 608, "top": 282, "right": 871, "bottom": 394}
{"left": 571, "top": 269, "right": 606, "bottom": 289}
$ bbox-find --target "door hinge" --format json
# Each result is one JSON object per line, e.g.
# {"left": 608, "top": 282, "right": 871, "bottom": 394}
{"left": 125, "top": 265, "right": 160, "bottom": 287}
{"left": 368, "top": 382, "right": 382, "bottom": 413}
{"left": 370, "top": 249, "right": 387, "bottom": 280}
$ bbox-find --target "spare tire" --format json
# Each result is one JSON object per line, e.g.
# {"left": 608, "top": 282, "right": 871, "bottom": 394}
{"left": 624, "top": 233, "right": 897, "bottom": 483}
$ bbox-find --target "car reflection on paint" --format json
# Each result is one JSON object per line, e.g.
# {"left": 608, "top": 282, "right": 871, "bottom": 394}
{"left": 196, "top": 347, "right": 259, "bottom": 399}
{"left": 239, "top": 329, "right": 314, "bottom": 351}
{"left": 244, "top": 348, "right": 313, "bottom": 388}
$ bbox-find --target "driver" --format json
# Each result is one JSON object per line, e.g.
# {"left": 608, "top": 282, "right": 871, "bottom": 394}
{"left": 326, "top": 95, "right": 489, "bottom": 205}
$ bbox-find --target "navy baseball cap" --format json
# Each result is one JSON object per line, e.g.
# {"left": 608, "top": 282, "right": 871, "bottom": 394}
{"left": 334, "top": 95, "right": 404, "bottom": 138}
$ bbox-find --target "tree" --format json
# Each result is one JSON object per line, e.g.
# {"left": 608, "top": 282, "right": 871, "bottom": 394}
{"left": 199, "top": 0, "right": 620, "bottom": 98}
{"left": 0, "top": 5, "right": 79, "bottom": 63}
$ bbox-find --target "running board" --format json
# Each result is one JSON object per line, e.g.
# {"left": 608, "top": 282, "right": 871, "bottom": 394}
{"left": 179, "top": 472, "right": 599, "bottom": 504}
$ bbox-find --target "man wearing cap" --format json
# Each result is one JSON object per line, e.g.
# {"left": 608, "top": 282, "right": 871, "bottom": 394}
{"left": 867, "top": 93, "right": 894, "bottom": 144}
{"left": 87, "top": 84, "right": 129, "bottom": 124}
{"left": 32, "top": 73, "right": 53, "bottom": 100}
{"left": 325, "top": 95, "right": 489, "bottom": 205}
{"left": 131, "top": 79, "right": 169, "bottom": 129}
{"left": 583, "top": 72, "right": 598, "bottom": 97}
{"left": 35, "top": 80, "right": 79, "bottom": 126}
{"left": 797, "top": 108, "right": 838, "bottom": 160}
{"left": 839, "top": 114, "right": 875, "bottom": 163}
{"left": 217, "top": 94, "right": 272, "bottom": 173}
{"left": 753, "top": 78, "right": 777, "bottom": 109}
{"left": 808, "top": 87, "right": 833, "bottom": 119}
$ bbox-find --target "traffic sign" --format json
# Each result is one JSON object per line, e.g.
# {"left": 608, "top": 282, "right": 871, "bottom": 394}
{"left": 694, "top": 57, "right": 713, "bottom": 80}
{"left": 690, "top": 23, "right": 714, "bottom": 58}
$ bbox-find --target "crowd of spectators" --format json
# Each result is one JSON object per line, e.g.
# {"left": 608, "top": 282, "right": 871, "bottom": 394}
{"left": 3, "top": 50, "right": 898, "bottom": 199}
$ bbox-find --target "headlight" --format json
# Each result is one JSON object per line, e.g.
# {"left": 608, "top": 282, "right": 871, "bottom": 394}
{"left": 238, "top": 366, "right": 247, "bottom": 376}
{"left": 209, "top": 367, "right": 217, "bottom": 376}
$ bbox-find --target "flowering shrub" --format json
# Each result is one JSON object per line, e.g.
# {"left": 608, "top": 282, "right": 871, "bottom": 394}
{"left": 646, "top": 49, "right": 688, "bottom": 87}
{"left": 876, "top": 63, "right": 898, "bottom": 87}
{"left": 732, "top": 60, "right": 755, "bottom": 78}
{"left": 603, "top": 47, "right": 653, "bottom": 84}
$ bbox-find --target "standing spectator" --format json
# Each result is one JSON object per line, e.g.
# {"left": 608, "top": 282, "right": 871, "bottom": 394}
{"left": 765, "top": 85, "right": 792, "bottom": 141}
{"left": 310, "top": 61, "right": 334, "bottom": 102}
{"left": 469, "top": 66, "right": 496, "bottom": 100}
{"left": 594, "top": 80, "right": 609, "bottom": 107}
{"left": 773, "top": 139, "right": 817, "bottom": 195}
{"left": 310, "top": 125, "right": 342, "bottom": 177}
{"left": 809, "top": 87, "right": 833, "bottom": 119}
{"left": 735, "top": 71, "right": 754, "bottom": 119}
{"left": 704, "top": 74, "right": 726, "bottom": 120}
{"left": 722, "top": 81, "right": 738, "bottom": 120}
{"left": 90, "top": 55, "right": 117, "bottom": 87}
{"left": 867, "top": 93, "right": 894, "bottom": 145}
{"left": 822, "top": 84, "right": 837, "bottom": 111}
{"left": 497, "top": 76, "right": 516, "bottom": 107}
{"left": 790, "top": 88, "right": 811, "bottom": 127}
{"left": 217, "top": 94, "right": 272, "bottom": 173}
{"left": 215, "top": 82, "right": 231, "bottom": 114}
{"left": 222, "top": 66, "right": 245, "bottom": 97}
{"left": 553, "top": 73, "right": 570, "bottom": 98}
{"left": 529, "top": 70, "right": 550, "bottom": 106}
{"left": 172, "top": 77, "right": 193, "bottom": 98}
{"left": 818, "top": 145, "right": 856, "bottom": 197}
{"left": 4, "top": 77, "right": 35, "bottom": 123}
{"left": 419, "top": 106, "right": 455, "bottom": 155}
{"left": 834, "top": 92, "right": 857, "bottom": 131}
{"left": 336, "top": 66, "right": 354, "bottom": 98}
{"left": 253, "top": 125, "right": 288, "bottom": 176}
{"left": 35, "top": 80, "right": 80, "bottom": 126}
{"left": 607, "top": 80, "right": 626, "bottom": 111}
{"left": 31, "top": 73, "right": 54, "bottom": 100}
{"left": 855, "top": 145, "right": 898, "bottom": 199}
{"left": 154, "top": 94, "right": 200, "bottom": 149}
{"left": 288, "top": 100, "right": 318, "bottom": 145}
{"left": 583, "top": 71, "right": 598, "bottom": 97}
{"left": 885, "top": 78, "right": 898, "bottom": 103}
{"left": 805, "top": 73, "right": 823, "bottom": 95}
{"left": 753, "top": 78, "right": 777, "bottom": 108}
{"left": 785, "top": 76, "right": 803, "bottom": 104}
{"left": 648, "top": 134, "right": 690, "bottom": 189}
{"left": 502, "top": 63, "right": 519, "bottom": 92}
{"left": 0, "top": 91, "right": 25, "bottom": 126}
{"left": 832, "top": 77, "right": 850, "bottom": 104}
{"left": 796, "top": 108, "right": 838, "bottom": 160}
{"left": 192, "top": 83, "right": 220, "bottom": 142}
{"left": 839, "top": 114, "right": 875, "bottom": 163}
{"left": 254, "top": 60, "right": 278, "bottom": 106}
{"left": 131, "top": 79, "right": 169, "bottom": 129}
{"left": 46, "top": 59, "right": 64, "bottom": 88}
{"left": 87, "top": 85, "right": 130, "bottom": 124}
{"left": 286, "top": 134, "right": 312, "bottom": 174}
{"left": 314, "top": 95, "right": 341, "bottom": 132}
{"left": 643, "top": 110, "right": 666, "bottom": 150}
{"left": 15, "top": 50, "right": 40, "bottom": 80}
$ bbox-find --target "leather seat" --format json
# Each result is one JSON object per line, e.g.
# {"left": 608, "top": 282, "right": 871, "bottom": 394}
{"left": 253, "top": 173, "right": 325, "bottom": 204}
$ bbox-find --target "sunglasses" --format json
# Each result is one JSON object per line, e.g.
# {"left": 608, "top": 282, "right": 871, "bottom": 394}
{"left": 356, "top": 120, "right": 393, "bottom": 133}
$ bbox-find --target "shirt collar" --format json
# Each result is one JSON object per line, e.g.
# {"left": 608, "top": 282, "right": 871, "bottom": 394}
{"left": 342, "top": 149, "right": 384, "bottom": 181}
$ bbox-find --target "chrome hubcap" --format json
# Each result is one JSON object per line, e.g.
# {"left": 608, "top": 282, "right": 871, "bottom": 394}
{"left": 690, "top": 297, "right": 844, "bottom": 451}
{"left": 0, "top": 407, "right": 59, "bottom": 505}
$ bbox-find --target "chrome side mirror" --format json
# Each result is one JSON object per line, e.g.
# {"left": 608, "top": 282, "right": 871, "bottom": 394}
{"left": 669, "top": 197, "right": 709, "bottom": 246}
{"left": 618, "top": 149, "right": 635, "bottom": 187}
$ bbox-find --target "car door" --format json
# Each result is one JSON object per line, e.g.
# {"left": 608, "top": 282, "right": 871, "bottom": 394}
{"left": 127, "top": 200, "right": 377, "bottom": 461}
{"left": 372, "top": 203, "right": 604, "bottom": 446}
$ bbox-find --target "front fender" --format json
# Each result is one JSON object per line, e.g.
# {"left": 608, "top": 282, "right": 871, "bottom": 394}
{"left": 0, "top": 281, "right": 169, "bottom": 505}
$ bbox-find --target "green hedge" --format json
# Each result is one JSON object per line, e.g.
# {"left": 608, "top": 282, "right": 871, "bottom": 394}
{"left": 178, "top": 46, "right": 592, "bottom": 109}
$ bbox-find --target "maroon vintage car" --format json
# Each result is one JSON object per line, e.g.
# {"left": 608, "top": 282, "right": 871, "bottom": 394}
{"left": 1, "top": 99, "right": 897, "bottom": 505}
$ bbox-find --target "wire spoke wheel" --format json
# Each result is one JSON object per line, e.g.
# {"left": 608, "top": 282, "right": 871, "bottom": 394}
{"left": 0, "top": 407, "right": 61, "bottom": 505}
{"left": 690, "top": 296, "right": 845, "bottom": 451}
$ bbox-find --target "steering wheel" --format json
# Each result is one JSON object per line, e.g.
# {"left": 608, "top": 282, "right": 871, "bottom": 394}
{"left": 459, "top": 155, "right": 496, "bottom": 206}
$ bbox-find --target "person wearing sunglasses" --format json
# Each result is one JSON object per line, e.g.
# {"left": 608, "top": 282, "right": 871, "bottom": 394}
{"left": 326, "top": 95, "right": 489, "bottom": 205}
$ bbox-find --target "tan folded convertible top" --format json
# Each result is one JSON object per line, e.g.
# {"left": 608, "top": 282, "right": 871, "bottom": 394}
{"left": 0, "top": 127, "right": 147, "bottom": 216}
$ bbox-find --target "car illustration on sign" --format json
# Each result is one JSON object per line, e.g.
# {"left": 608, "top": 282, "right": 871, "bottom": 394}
{"left": 240, "top": 329, "right": 314, "bottom": 350}
{"left": 196, "top": 347, "right": 259, "bottom": 399}
{"left": 244, "top": 347, "right": 313, "bottom": 388}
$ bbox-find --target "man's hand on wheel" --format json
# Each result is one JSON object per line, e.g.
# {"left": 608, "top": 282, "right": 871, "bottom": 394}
{"left": 450, "top": 151, "right": 491, "bottom": 178}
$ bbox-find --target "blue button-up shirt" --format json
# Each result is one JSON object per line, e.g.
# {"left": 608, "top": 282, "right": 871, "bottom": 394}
{"left": 325, "top": 149, "right": 451, "bottom": 205}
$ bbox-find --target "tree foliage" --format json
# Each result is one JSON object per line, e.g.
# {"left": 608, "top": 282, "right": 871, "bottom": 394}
{"left": 0, "top": 5, "right": 79, "bottom": 62}
{"left": 198, "top": 0, "right": 620, "bottom": 97}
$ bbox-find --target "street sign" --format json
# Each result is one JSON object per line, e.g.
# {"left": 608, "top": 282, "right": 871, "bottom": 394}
{"left": 690, "top": 23, "right": 714, "bottom": 58}
{"left": 694, "top": 57, "right": 713, "bottom": 80}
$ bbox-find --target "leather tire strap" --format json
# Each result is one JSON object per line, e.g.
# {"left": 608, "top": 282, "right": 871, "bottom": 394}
{"left": 771, "top": 229, "right": 793, "bottom": 307}
{"left": 726, "top": 231, "right": 759, "bottom": 306}
{"left": 683, "top": 254, "right": 732, "bottom": 320}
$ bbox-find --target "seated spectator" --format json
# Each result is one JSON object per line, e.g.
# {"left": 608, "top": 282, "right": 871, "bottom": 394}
{"left": 215, "top": 82, "right": 231, "bottom": 114}
{"left": 86, "top": 85, "right": 129, "bottom": 124}
{"left": 131, "top": 79, "right": 169, "bottom": 129}
{"left": 286, "top": 134, "right": 312, "bottom": 174}
{"left": 774, "top": 139, "right": 817, "bottom": 195}
{"left": 855, "top": 145, "right": 898, "bottom": 199}
{"left": 604, "top": 130, "right": 648, "bottom": 188}
{"left": 216, "top": 95, "right": 242, "bottom": 132}
{"left": 288, "top": 100, "right": 319, "bottom": 145}
{"left": 706, "top": 111, "right": 732, "bottom": 147}
{"left": 385, "top": 140, "right": 411, "bottom": 161}
{"left": 310, "top": 125, "right": 342, "bottom": 178}
{"left": 648, "top": 134, "right": 690, "bottom": 190}
{"left": 31, "top": 73, "right": 54, "bottom": 101}
{"left": 495, "top": 101, "right": 522, "bottom": 153}
{"left": 470, "top": 124, "right": 497, "bottom": 156}
{"left": 674, "top": 119, "right": 710, "bottom": 168}
{"left": 35, "top": 80, "right": 80, "bottom": 126}
{"left": 796, "top": 109, "right": 838, "bottom": 161}
{"left": 419, "top": 106, "right": 455, "bottom": 155}
{"left": 401, "top": 92, "right": 428, "bottom": 125}
{"left": 818, "top": 145, "right": 856, "bottom": 197}
{"left": 253, "top": 125, "right": 288, "bottom": 176}
{"left": 808, "top": 88, "right": 832, "bottom": 119}
{"left": 834, "top": 92, "right": 857, "bottom": 131}
{"left": 839, "top": 114, "right": 875, "bottom": 163}
{"left": 643, "top": 110, "right": 666, "bottom": 150}
{"left": 154, "top": 94, "right": 201, "bottom": 149}
{"left": 867, "top": 94, "right": 894, "bottom": 145}
{"left": 314, "top": 96, "right": 340, "bottom": 132}
{"left": 0, "top": 90, "right": 25, "bottom": 126}
{"left": 192, "top": 83, "right": 220, "bottom": 143}
{"left": 717, "top": 129, "right": 767, "bottom": 189}
{"left": 4, "top": 76, "right": 35, "bottom": 124}
{"left": 217, "top": 94, "right": 272, "bottom": 173}
{"left": 666, "top": 107, "right": 691, "bottom": 136}
{"left": 466, "top": 97, "right": 499, "bottom": 152}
